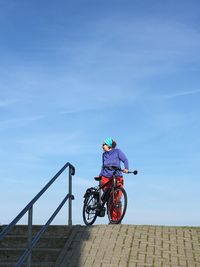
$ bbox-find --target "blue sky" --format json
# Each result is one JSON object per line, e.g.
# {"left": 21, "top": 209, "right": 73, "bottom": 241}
{"left": 0, "top": 0, "right": 200, "bottom": 226}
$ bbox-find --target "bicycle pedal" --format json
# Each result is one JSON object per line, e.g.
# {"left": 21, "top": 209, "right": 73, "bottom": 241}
{"left": 97, "top": 207, "right": 106, "bottom": 217}
{"left": 94, "top": 203, "right": 101, "bottom": 210}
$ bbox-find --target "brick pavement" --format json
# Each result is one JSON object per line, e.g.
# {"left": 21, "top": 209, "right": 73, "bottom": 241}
{"left": 55, "top": 225, "right": 200, "bottom": 267}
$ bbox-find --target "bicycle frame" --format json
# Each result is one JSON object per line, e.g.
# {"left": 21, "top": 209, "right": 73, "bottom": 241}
{"left": 96, "top": 175, "right": 120, "bottom": 207}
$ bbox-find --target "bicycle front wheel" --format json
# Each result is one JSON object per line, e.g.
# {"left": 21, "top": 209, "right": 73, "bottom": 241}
{"left": 107, "top": 187, "right": 127, "bottom": 224}
{"left": 83, "top": 193, "right": 98, "bottom": 225}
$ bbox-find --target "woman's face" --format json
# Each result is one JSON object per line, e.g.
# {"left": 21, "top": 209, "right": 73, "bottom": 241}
{"left": 102, "top": 143, "right": 111, "bottom": 152}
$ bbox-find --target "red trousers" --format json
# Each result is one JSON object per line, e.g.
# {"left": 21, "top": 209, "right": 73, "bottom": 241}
{"left": 101, "top": 176, "right": 124, "bottom": 221}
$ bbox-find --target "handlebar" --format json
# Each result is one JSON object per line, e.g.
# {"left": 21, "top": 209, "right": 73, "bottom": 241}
{"left": 103, "top": 166, "right": 138, "bottom": 175}
{"left": 127, "top": 170, "right": 138, "bottom": 175}
{"left": 94, "top": 167, "right": 138, "bottom": 181}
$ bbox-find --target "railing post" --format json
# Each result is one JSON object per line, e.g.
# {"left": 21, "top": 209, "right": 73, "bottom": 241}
{"left": 68, "top": 166, "right": 73, "bottom": 225}
{"left": 1, "top": 162, "right": 75, "bottom": 267}
{"left": 27, "top": 206, "right": 33, "bottom": 267}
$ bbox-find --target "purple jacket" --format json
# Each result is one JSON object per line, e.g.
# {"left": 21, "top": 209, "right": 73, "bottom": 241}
{"left": 99, "top": 148, "right": 129, "bottom": 178}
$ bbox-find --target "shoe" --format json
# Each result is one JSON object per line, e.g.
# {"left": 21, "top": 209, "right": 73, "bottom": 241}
{"left": 108, "top": 221, "right": 121, "bottom": 225}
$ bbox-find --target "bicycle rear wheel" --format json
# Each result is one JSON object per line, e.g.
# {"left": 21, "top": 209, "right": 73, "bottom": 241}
{"left": 107, "top": 187, "right": 127, "bottom": 224}
{"left": 83, "top": 193, "right": 98, "bottom": 225}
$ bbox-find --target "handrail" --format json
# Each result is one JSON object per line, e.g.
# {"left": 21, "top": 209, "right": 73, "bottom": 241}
{"left": 0, "top": 162, "right": 75, "bottom": 267}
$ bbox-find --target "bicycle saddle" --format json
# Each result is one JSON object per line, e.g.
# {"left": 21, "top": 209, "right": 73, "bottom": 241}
{"left": 94, "top": 176, "right": 101, "bottom": 181}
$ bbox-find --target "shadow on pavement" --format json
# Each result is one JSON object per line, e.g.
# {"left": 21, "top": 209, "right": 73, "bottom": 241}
{"left": 54, "top": 225, "right": 92, "bottom": 267}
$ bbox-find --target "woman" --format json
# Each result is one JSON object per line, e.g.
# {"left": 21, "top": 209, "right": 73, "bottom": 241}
{"left": 99, "top": 137, "right": 129, "bottom": 222}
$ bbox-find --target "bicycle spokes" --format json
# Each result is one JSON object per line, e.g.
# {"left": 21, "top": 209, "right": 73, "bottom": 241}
{"left": 83, "top": 193, "right": 98, "bottom": 225}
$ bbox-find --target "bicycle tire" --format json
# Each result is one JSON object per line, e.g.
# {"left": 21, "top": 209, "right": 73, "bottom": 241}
{"left": 83, "top": 193, "right": 98, "bottom": 225}
{"left": 107, "top": 187, "right": 127, "bottom": 224}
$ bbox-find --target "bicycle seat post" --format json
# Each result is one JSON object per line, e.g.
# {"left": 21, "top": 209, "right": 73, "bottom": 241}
{"left": 113, "top": 177, "right": 117, "bottom": 188}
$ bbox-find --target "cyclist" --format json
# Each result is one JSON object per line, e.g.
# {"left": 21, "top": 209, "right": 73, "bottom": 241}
{"left": 98, "top": 137, "right": 129, "bottom": 222}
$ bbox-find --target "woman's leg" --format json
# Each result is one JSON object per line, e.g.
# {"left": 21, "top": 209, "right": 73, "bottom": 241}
{"left": 111, "top": 177, "right": 124, "bottom": 221}
{"left": 101, "top": 176, "right": 111, "bottom": 202}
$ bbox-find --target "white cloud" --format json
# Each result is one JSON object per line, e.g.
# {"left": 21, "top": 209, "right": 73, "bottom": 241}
{"left": 0, "top": 98, "right": 20, "bottom": 107}
{"left": 162, "top": 89, "right": 200, "bottom": 99}
{"left": 0, "top": 114, "right": 46, "bottom": 126}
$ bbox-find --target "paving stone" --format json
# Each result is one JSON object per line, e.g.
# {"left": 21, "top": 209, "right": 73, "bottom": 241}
{"left": 54, "top": 225, "right": 200, "bottom": 267}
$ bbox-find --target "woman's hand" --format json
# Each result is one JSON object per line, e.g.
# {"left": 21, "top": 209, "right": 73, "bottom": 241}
{"left": 123, "top": 169, "right": 129, "bottom": 173}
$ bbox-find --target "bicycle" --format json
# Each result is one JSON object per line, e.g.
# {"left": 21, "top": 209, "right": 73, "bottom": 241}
{"left": 83, "top": 166, "right": 138, "bottom": 225}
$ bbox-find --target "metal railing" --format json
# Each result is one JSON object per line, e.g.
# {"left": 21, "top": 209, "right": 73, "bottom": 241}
{"left": 0, "top": 162, "right": 75, "bottom": 267}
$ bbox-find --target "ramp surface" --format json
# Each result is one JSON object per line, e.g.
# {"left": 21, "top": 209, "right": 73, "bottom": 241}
{"left": 55, "top": 224, "right": 200, "bottom": 267}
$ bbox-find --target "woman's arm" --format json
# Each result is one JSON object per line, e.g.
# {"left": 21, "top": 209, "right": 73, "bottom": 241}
{"left": 118, "top": 149, "right": 129, "bottom": 171}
